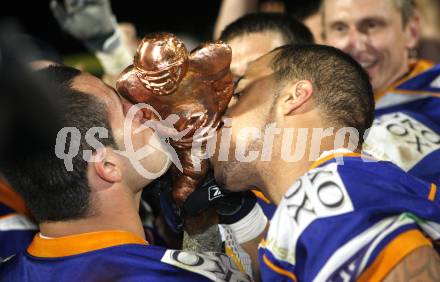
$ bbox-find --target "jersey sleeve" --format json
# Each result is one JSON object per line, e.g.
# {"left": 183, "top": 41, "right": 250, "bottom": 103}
{"left": 259, "top": 160, "right": 439, "bottom": 281}
{"left": 358, "top": 228, "right": 432, "bottom": 281}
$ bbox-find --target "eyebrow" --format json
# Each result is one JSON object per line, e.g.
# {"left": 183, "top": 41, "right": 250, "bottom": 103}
{"left": 329, "top": 16, "right": 387, "bottom": 26}
{"left": 329, "top": 20, "right": 347, "bottom": 27}
{"left": 359, "top": 16, "right": 387, "bottom": 24}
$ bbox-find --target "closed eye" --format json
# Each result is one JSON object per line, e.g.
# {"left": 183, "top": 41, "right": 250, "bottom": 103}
{"left": 233, "top": 92, "right": 243, "bottom": 99}
{"left": 234, "top": 76, "right": 243, "bottom": 89}
{"left": 233, "top": 76, "right": 245, "bottom": 99}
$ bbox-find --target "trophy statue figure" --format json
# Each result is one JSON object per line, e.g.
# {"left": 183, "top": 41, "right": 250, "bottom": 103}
{"left": 116, "top": 32, "right": 233, "bottom": 234}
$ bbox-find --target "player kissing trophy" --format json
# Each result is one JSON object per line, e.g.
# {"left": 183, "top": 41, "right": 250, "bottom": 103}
{"left": 116, "top": 32, "right": 233, "bottom": 236}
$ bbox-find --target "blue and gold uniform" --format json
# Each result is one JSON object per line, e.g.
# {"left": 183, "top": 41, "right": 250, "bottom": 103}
{"left": 365, "top": 60, "right": 440, "bottom": 185}
{"left": 259, "top": 151, "right": 440, "bottom": 282}
{"left": 0, "top": 230, "right": 251, "bottom": 282}
{"left": 257, "top": 61, "right": 440, "bottom": 221}
{"left": 252, "top": 190, "right": 276, "bottom": 219}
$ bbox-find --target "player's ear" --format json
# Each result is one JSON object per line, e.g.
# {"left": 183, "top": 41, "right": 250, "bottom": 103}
{"left": 90, "top": 147, "right": 122, "bottom": 189}
{"left": 404, "top": 11, "right": 421, "bottom": 50}
{"left": 280, "top": 80, "right": 314, "bottom": 116}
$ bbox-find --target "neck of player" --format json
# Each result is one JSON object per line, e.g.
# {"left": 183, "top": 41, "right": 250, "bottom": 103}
{"left": 39, "top": 186, "right": 146, "bottom": 240}
{"left": 258, "top": 119, "right": 359, "bottom": 206}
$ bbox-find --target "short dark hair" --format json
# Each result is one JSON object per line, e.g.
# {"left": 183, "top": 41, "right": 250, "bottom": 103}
{"left": 286, "top": 0, "right": 322, "bottom": 21}
{"left": 2, "top": 66, "right": 117, "bottom": 223}
{"left": 270, "top": 44, "right": 374, "bottom": 143}
{"left": 34, "top": 64, "right": 81, "bottom": 88}
{"left": 220, "top": 13, "right": 314, "bottom": 44}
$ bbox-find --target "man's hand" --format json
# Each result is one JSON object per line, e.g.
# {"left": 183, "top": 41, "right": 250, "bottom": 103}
{"left": 158, "top": 171, "right": 266, "bottom": 279}
{"left": 159, "top": 170, "right": 258, "bottom": 233}
{"left": 50, "top": 0, "right": 119, "bottom": 51}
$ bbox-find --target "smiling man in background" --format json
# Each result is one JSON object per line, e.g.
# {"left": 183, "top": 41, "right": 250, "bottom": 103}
{"left": 323, "top": 0, "right": 440, "bottom": 185}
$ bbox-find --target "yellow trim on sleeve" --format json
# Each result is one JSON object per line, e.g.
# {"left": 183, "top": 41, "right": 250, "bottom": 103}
{"left": 309, "top": 153, "right": 364, "bottom": 170}
{"left": 263, "top": 254, "right": 298, "bottom": 282}
{"left": 27, "top": 230, "right": 148, "bottom": 258}
{"left": 225, "top": 245, "right": 246, "bottom": 273}
{"left": 358, "top": 229, "right": 432, "bottom": 282}
{"left": 252, "top": 189, "right": 271, "bottom": 204}
{"left": 429, "top": 183, "right": 437, "bottom": 201}
{"left": 260, "top": 238, "right": 267, "bottom": 248}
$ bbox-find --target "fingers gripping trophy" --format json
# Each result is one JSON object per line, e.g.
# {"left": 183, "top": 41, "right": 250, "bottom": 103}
{"left": 116, "top": 33, "right": 233, "bottom": 238}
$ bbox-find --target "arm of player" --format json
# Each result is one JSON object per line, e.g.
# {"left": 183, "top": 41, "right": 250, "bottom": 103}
{"left": 183, "top": 181, "right": 268, "bottom": 281}
{"left": 238, "top": 225, "right": 268, "bottom": 282}
{"left": 50, "top": 0, "right": 134, "bottom": 86}
{"left": 185, "top": 183, "right": 268, "bottom": 280}
{"left": 159, "top": 174, "right": 268, "bottom": 279}
{"left": 384, "top": 246, "right": 440, "bottom": 282}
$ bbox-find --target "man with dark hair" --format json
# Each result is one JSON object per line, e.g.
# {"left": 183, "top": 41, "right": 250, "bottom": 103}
{"left": 3, "top": 83, "right": 116, "bottom": 223}
{"left": 322, "top": 0, "right": 440, "bottom": 186}
{"left": 210, "top": 44, "right": 440, "bottom": 281}
{"left": 35, "top": 64, "right": 81, "bottom": 88}
{"left": 0, "top": 33, "right": 67, "bottom": 260}
{"left": 219, "top": 13, "right": 315, "bottom": 217}
{"left": 220, "top": 13, "right": 314, "bottom": 84}
{"left": 269, "top": 44, "right": 374, "bottom": 138}
{"left": 0, "top": 66, "right": 79, "bottom": 260}
{"left": 0, "top": 65, "right": 250, "bottom": 281}
{"left": 214, "top": 0, "right": 324, "bottom": 43}
{"left": 220, "top": 12, "right": 314, "bottom": 45}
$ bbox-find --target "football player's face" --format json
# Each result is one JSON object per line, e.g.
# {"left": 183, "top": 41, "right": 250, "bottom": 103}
{"left": 72, "top": 74, "right": 170, "bottom": 187}
{"left": 211, "top": 52, "right": 277, "bottom": 191}
{"left": 323, "top": 0, "right": 419, "bottom": 93}
{"left": 227, "top": 31, "right": 284, "bottom": 82}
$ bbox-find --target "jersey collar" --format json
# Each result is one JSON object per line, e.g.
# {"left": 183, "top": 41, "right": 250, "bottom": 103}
{"left": 27, "top": 230, "right": 148, "bottom": 258}
{"left": 309, "top": 149, "right": 375, "bottom": 170}
{"left": 375, "top": 59, "right": 434, "bottom": 101}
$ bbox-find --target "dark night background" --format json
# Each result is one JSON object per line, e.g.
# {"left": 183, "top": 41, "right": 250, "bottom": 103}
{"left": 0, "top": 0, "right": 225, "bottom": 165}
{"left": 0, "top": 0, "right": 222, "bottom": 56}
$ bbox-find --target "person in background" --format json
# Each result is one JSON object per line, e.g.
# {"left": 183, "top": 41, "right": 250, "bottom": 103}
{"left": 50, "top": 0, "right": 135, "bottom": 87}
{"left": 322, "top": 0, "right": 440, "bottom": 185}
{"left": 220, "top": 13, "right": 314, "bottom": 101}
{"left": 219, "top": 12, "right": 314, "bottom": 218}
{"left": 214, "top": 0, "right": 323, "bottom": 43}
